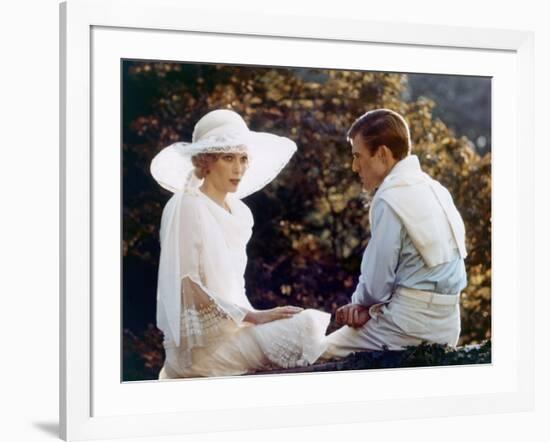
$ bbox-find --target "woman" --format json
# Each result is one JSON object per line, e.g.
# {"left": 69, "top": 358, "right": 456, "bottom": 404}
{"left": 151, "top": 109, "right": 331, "bottom": 378}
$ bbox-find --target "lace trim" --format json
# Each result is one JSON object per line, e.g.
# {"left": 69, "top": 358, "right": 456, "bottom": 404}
{"left": 254, "top": 311, "right": 329, "bottom": 369}
{"left": 174, "top": 135, "right": 249, "bottom": 156}
{"left": 164, "top": 303, "right": 233, "bottom": 371}
{"left": 263, "top": 334, "right": 309, "bottom": 368}
{"left": 163, "top": 276, "right": 239, "bottom": 371}
{"left": 192, "top": 144, "right": 248, "bottom": 153}
{"left": 180, "top": 301, "right": 229, "bottom": 339}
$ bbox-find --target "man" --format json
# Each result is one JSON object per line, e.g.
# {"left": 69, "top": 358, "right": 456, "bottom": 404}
{"left": 323, "top": 109, "right": 468, "bottom": 358}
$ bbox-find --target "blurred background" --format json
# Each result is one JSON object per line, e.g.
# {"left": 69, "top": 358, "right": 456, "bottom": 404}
{"left": 122, "top": 60, "right": 491, "bottom": 381}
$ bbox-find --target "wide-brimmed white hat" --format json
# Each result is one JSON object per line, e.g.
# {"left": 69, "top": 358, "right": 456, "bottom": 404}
{"left": 150, "top": 109, "right": 297, "bottom": 198}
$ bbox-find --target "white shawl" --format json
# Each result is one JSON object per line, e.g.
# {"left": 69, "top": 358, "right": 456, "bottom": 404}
{"left": 371, "top": 155, "right": 467, "bottom": 267}
{"left": 156, "top": 187, "right": 255, "bottom": 354}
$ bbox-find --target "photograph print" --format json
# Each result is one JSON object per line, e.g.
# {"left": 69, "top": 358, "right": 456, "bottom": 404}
{"left": 121, "top": 60, "right": 492, "bottom": 381}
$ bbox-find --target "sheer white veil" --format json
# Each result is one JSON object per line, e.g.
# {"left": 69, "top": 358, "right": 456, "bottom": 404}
{"left": 152, "top": 110, "right": 297, "bottom": 365}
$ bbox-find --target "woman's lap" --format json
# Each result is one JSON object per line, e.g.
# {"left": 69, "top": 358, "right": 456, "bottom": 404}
{"left": 160, "top": 308, "right": 331, "bottom": 378}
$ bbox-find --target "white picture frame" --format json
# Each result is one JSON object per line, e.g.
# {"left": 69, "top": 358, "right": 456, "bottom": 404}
{"left": 60, "top": 0, "right": 534, "bottom": 440}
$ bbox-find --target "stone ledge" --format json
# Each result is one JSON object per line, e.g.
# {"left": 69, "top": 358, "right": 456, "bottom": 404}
{"left": 248, "top": 341, "right": 491, "bottom": 375}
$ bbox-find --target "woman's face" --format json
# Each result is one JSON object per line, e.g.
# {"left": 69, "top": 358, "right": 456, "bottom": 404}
{"left": 204, "top": 151, "right": 249, "bottom": 193}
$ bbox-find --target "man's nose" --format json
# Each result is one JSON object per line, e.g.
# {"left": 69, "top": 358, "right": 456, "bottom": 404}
{"left": 351, "top": 158, "right": 359, "bottom": 173}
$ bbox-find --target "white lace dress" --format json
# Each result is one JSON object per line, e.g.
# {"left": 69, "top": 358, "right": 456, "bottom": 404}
{"left": 156, "top": 189, "right": 331, "bottom": 378}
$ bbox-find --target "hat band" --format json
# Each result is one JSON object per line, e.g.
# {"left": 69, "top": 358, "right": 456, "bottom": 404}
{"left": 190, "top": 144, "right": 248, "bottom": 155}
{"left": 175, "top": 133, "right": 251, "bottom": 157}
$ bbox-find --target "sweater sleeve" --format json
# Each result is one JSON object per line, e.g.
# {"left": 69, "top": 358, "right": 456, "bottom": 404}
{"left": 351, "top": 199, "right": 402, "bottom": 307}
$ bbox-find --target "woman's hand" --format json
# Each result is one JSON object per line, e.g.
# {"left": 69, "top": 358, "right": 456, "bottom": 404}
{"left": 246, "top": 306, "right": 304, "bottom": 325}
{"left": 335, "top": 303, "right": 370, "bottom": 328}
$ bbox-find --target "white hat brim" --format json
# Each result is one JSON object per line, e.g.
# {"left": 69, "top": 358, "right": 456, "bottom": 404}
{"left": 150, "top": 131, "right": 297, "bottom": 198}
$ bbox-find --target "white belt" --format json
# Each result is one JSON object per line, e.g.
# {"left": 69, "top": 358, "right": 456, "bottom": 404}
{"left": 395, "top": 286, "right": 460, "bottom": 306}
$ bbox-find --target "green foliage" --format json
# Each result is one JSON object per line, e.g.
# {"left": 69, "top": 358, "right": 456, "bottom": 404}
{"left": 122, "top": 325, "right": 164, "bottom": 381}
{"left": 397, "top": 340, "right": 492, "bottom": 367}
{"left": 262, "top": 340, "right": 492, "bottom": 374}
{"left": 122, "top": 61, "right": 492, "bottom": 380}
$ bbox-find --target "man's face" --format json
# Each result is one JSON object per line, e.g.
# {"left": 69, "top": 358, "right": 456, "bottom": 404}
{"left": 350, "top": 135, "right": 389, "bottom": 192}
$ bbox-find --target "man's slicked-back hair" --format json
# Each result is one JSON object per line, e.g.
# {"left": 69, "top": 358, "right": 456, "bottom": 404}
{"left": 347, "top": 108, "right": 411, "bottom": 161}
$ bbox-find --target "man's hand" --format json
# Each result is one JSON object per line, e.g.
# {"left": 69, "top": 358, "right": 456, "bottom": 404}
{"left": 335, "top": 303, "right": 370, "bottom": 328}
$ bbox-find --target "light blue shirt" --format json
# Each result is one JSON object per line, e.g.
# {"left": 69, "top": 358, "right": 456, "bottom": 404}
{"left": 351, "top": 199, "right": 467, "bottom": 307}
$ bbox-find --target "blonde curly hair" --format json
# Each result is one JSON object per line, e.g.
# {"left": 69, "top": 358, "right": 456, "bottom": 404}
{"left": 191, "top": 153, "right": 221, "bottom": 179}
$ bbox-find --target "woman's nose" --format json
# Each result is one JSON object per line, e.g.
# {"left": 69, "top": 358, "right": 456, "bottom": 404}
{"left": 234, "top": 162, "right": 245, "bottom": 175}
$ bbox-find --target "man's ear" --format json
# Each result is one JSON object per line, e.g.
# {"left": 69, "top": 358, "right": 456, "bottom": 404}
{"left": 378, "top": 145, "right": 391, "bottom": 164}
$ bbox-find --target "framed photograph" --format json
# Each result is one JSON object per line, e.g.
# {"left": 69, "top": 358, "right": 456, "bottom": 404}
{"left": 60, "top": 0, "right": 534, "bottom": 440}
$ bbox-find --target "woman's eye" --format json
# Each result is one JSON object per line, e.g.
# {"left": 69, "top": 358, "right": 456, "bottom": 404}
{"left": 223, "top": 155, "right": 234, "bottom": 161}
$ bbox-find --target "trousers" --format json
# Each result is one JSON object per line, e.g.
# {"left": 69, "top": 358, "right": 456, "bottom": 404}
{"left": 322, "top": 287, "right": 461, "bottom": 359}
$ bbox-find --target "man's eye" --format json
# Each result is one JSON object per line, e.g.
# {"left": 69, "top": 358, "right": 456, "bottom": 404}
{"left": 223, "top": 155, "right": 234, "bottom": 161}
